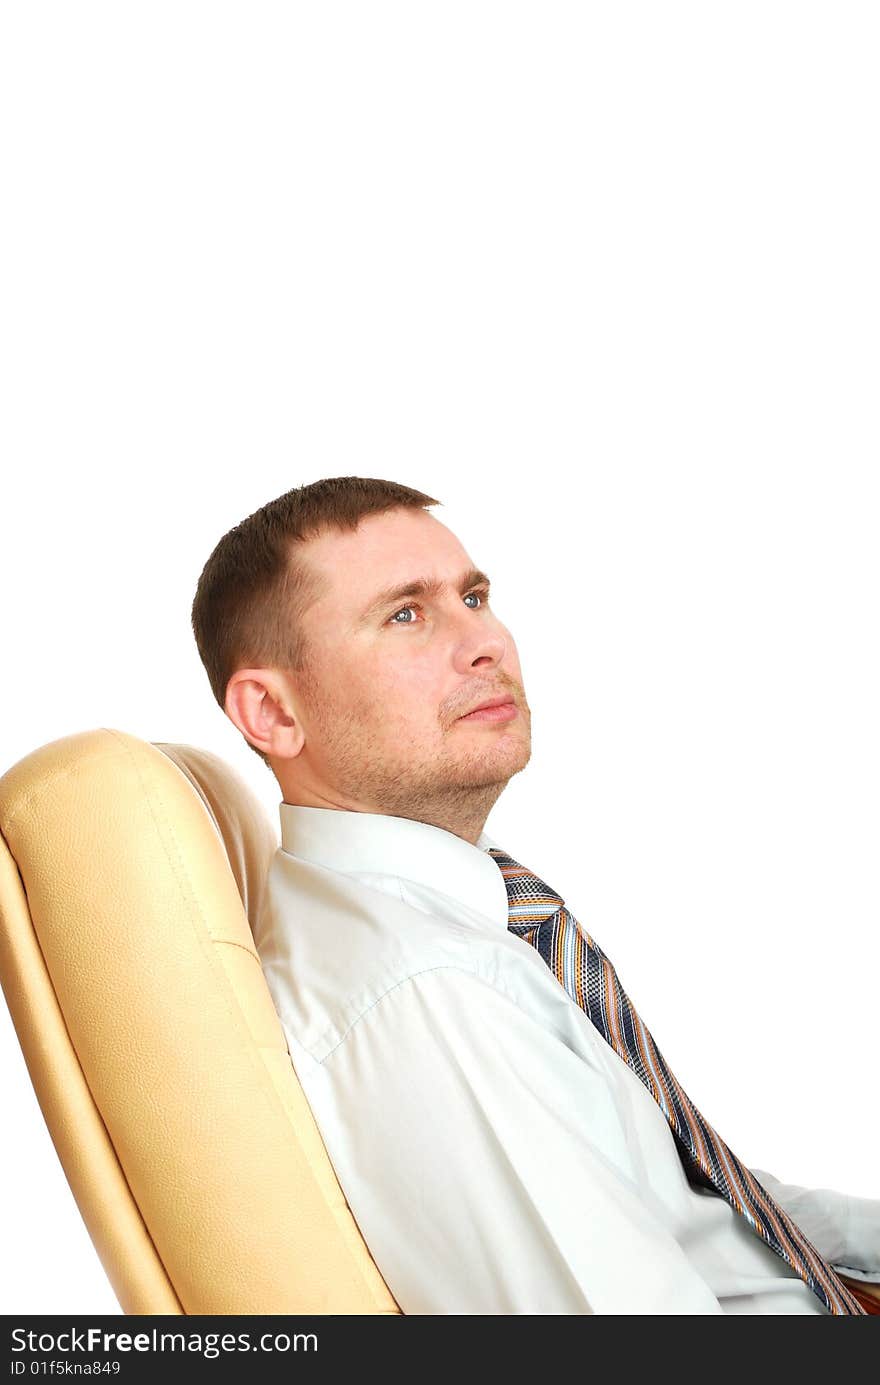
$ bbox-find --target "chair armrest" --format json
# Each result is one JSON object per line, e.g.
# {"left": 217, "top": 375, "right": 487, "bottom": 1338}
{"left": 838, "top": 1273, "right": 880, "bottom": 1315}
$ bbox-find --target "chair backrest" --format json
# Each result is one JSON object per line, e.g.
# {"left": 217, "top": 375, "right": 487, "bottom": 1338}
{"left": 0, "top": 728, "right": 401, "bottom": 1315}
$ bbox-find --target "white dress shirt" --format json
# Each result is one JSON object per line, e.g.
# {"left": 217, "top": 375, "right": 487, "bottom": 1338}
{"left": 254, "top": 804, "right": 879, "bottom": 1315}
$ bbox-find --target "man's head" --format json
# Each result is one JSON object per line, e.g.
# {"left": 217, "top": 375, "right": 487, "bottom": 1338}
{"left": 191, "top": 477, "right": 531, "bottom": 843}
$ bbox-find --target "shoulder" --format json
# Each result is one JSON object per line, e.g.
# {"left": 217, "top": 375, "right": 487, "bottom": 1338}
{"left": 259, "top": 849, "right": 545, "bottom": 1064}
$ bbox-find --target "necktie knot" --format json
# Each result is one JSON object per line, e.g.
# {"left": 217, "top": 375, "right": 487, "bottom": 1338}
{"left": 487, "top": 846, "right": 564, "bottom": 932}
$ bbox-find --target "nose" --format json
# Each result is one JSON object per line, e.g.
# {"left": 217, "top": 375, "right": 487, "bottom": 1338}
{"left": 451, "top": 618, "right": 508, "bottom": 675}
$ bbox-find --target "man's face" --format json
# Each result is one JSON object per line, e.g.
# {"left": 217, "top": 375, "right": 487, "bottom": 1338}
{"left": 277, "top": 506, "right": 531, "bottom": 829}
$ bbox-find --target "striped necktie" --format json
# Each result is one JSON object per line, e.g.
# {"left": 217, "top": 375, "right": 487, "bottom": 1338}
{"left": 487, "top": 846, "right": 865, "bottom": 1316}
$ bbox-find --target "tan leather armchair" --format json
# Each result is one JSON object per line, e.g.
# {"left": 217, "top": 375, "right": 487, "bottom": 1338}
{"left": 0, "top": 728, "right": 401, "bottom": 1315}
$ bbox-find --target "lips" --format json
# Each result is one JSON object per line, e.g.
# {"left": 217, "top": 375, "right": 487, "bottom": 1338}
{"left": 460, "top": 694, "right": 516, "bottom": 718}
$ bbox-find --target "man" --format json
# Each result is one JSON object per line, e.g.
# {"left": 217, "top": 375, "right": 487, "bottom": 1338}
{"left": 191, "top": 476, "right": 879, "bottom": 1314}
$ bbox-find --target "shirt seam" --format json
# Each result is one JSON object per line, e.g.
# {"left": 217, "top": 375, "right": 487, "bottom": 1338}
{"left": 331, "top": 864, "right": 506, "bottom": 933}
{"left": 316, "top": 961, "right": 513, "bottom": 1065}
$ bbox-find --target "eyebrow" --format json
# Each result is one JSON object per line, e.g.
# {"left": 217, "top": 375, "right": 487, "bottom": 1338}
{"left": 356, "top": 567, "right": 491, "bottom": 625}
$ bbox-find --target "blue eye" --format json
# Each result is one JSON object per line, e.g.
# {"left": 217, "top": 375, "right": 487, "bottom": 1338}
{"left": 388, "top": 589, "right": 488, "bottom": 624}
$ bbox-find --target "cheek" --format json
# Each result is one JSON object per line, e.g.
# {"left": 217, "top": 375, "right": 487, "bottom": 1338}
{"left": 365, "top": 661, "right": 442, "bottom": 726}
{"left": 500, "top": 629, "right": 524, "bottom": 679}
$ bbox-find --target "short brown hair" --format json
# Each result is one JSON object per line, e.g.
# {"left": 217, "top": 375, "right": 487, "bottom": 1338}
{"left": 191, "top": 476, "right": 441, "bottom": 768}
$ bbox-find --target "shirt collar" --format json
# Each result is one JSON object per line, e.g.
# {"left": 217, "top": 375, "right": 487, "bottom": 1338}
{"left": 278, "top": 802, "right": 511, "bottom": 930}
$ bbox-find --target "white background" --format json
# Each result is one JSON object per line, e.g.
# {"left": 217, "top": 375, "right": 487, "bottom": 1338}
{"left": 1, "top": 3, "right": 878, "bottom": 1315}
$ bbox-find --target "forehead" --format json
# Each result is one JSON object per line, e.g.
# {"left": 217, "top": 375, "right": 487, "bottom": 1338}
{"left": 303, "top": 509, "right": 473, "bottom": 610}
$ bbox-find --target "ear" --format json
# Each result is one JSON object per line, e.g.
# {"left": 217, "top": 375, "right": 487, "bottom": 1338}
{"left": 225, "top": 668, "right": 305, "bottom": 761}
